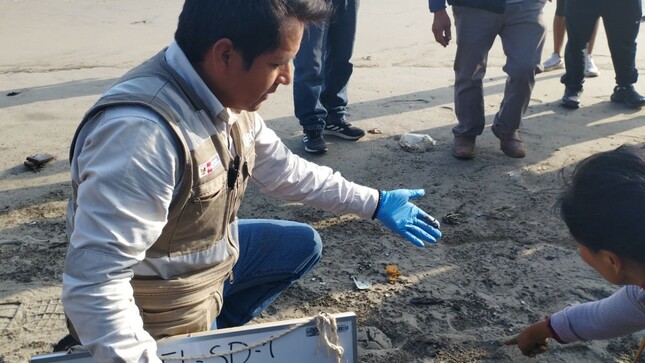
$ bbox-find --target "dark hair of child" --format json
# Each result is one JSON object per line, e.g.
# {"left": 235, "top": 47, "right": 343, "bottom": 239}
{"left": 557, "top": 144, "right": 645, "bottom": 263}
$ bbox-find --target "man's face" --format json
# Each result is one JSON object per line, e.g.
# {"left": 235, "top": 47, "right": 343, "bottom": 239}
{"left": 222, "top": 18, "right": 304, "bottom": 112}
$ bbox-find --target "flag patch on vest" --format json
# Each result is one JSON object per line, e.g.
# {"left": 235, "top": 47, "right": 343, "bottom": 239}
{"left": 198, "top": 154, "right": 222, "bottom": 178}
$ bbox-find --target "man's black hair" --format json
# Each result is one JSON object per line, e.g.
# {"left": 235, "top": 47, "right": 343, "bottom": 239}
{"left": 175, "top": 0, "right": 330, "bottom": 69}
{"left": 558, "top": 144, "right": 645, "bottom": 263}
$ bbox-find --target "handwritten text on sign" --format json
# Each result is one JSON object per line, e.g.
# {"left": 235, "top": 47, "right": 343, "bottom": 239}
{"left": 30, "top": 312, "right": 357, "bottom": 363}
{"left": 156, "top": 313, "right": 356, "bottom": 363}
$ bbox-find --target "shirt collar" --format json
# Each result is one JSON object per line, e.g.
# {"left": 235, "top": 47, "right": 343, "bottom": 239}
{"left": 164, "top": 41, "right": 238, "bottom": 126}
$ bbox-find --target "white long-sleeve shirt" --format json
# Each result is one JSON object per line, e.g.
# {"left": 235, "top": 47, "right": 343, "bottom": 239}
{"left": 62, "top": 41, "right": 379, "bottom": 362}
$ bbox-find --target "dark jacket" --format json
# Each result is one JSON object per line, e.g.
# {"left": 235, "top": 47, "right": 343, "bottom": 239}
{"left": 428, "top": 0, "right": 506, "bottom": 14}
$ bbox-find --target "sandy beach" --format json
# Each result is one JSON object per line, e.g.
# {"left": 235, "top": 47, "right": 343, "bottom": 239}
{"left": 1, "top": 1, "right": 644, "bottom": 362}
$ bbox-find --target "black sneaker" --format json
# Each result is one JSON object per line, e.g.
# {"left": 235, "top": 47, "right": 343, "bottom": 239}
{"left": 561, "top": 87, "right": 582, "bottom": 109}
{"left": 303, "top": 131, "right": 327, "bottom": 153}
{"left": 610, "top": 85, "right": 645, "bottom": 109}
{"left": 323, "top": 122, "right": 365, "bottom": 140}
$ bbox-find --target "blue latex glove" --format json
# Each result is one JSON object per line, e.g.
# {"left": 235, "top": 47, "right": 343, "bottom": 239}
{"left": 375, "top": 189, "right": 442, "bottom": 247}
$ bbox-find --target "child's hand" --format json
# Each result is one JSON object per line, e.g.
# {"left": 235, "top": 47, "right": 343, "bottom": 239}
{"left": 504, "top": 320, "right": 553, "bottom": 357}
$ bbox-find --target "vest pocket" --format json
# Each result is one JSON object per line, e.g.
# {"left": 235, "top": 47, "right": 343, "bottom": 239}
{"left": 139, "top": 291, "right": 222, "bottom": 339}
{"left": 132, "top": 257, "right": 234, "bottom": 339}
{"left": 170, "top": 173, "right": 228, "bottom": 254}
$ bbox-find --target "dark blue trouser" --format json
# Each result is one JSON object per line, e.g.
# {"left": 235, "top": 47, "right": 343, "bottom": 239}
{"left": 561, "top": 0, "right": 642, "bottom": 91}
{"left": 214, "top": 219, "right": 322, "bottom": 329}
{"left": 293, "top": 0, "right": 359, "bottom": 132}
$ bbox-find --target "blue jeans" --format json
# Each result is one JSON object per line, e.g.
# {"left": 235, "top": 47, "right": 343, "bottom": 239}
{"left": 214, "top": 219, "right": 322, "bottom": 329}
{"left": 293, "top": 0, "right": 359, "bottom": 132}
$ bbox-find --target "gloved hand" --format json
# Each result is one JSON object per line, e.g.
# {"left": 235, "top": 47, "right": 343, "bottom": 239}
{"left": 375, "top": 189, "right": 442, "bottom": 247}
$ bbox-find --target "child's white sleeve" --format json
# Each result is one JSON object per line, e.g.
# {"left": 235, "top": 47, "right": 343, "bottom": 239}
{"left": 549, "top": 285, "right": 645, "bottom": 343}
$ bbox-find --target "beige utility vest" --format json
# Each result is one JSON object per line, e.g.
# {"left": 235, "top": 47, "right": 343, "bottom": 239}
{"left": 69, "top": 50, "right": 256, "bottom": 338}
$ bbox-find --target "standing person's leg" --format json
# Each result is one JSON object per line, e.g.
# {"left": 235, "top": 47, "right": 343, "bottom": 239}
{"left": 321, "top": 0, "right": 365, "bottom": 140}
{"left": 586, "top": 20, "right": 599, "bottom": 55}
{"left": 450, "top": 6, "right": 500, "bottom": 159}
{"left": 215, "top": 219, "right": 323, "bottom": 329}
{"left": 560, "top": 0, "right": 600, "bottom": 108}
{"left": 603, "top": 0, "right": 645, "bottom": 108}
{"left": 544, "top": 0, "right": 566, "bottom": 71}
{"left": 494, "top": 0, "right": 546, "bottom": 158}
{"left": 294, "top": 22, "right": 330, "bottom": 153}
{"left": 584, "top": 19, "right": 601, "bottom": 77}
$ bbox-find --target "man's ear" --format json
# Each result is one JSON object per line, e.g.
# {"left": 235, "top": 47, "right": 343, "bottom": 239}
{"left": 206, "top": 38, "right": 234, "bottom": 73}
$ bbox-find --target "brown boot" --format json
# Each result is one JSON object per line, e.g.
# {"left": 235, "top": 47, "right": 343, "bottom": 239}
{"left": 452, "top": 135, "right": 476, "bottom": 159}
{"left": 494, "top": 130, "right": 526, "bottom": 158}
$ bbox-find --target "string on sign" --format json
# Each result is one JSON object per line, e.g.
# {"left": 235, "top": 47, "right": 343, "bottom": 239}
{"left": 160, "top": 312, "right": 345, "bottom": 362}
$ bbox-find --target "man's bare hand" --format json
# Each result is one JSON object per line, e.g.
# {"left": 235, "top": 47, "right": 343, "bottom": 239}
{"left": 432, "top": 9, "right": 452, "bottom": 47}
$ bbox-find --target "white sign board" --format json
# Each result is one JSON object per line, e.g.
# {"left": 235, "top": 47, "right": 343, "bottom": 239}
{"left": 31, "top": 312, "right": 357, "bottom": 363}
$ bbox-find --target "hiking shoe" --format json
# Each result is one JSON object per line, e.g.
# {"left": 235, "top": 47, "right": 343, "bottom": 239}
{"left": 493, "top": 130, "right": 526, "bottom": 159}
{"left": 561, "top": 87, "right": 583, "bottom": 109}
{"left": 303, "top": 131, "right": 328, "bottom": 153}
{"left": 452, "top": 135, "right": 476, "bottom": 159}
{"left": 584, "top": 55, "right": 599, "bottom": 77}
{"left": 543, "top": 52, "right": 564, "bottom": 71}
{"left": 323, "top": 122, "right": 365, "bottom": 140}
{"left": 610, "top": 84, "right": 645, "bottom": 109}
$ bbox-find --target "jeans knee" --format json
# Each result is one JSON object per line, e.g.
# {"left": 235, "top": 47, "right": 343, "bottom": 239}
{"left": 292, "top": 225, "right": 322, "bottom": 278}
{"left": 303, "top": 225, "right": 323, "bottom": 260}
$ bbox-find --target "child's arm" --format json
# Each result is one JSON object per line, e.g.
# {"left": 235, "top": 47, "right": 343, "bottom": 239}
{"left": 507, "top": 285, "right": 645, "bottom": 357}
{"left": 549, "top": 285, "right": 645, "bottom": 342}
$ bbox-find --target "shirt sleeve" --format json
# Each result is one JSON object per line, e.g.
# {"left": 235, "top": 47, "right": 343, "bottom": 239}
{"left": 250, "top": 114, "right": 379, "bottom": 220}
{"left": 62, "top": 106, "right": 180, "bottom": 362}
{"left": 549, "top": 285, "right": 645, "bottom": 343}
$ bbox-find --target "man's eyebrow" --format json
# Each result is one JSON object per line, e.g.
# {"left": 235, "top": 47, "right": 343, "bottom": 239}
{"left": 275, "top": 56, "right": 292, "bottom": 64}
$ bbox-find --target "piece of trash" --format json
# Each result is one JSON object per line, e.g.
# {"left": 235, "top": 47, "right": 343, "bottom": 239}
{"left": 507, "top": 170, "right": 522, "bottom": 179}
{"left": 398, "top": 133, "right": 436, "bottom": 153}
{"left": 385, "top": 264, "right": 401, "bottom": 283}
{"left": 352, "top": 276, "right": 372, "bottom": 290}
{"left": 24, "top": 153, "right": 55, "bottom": 171}
{"left": 368, "top": 128, "right": 383, "bottom": 134}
